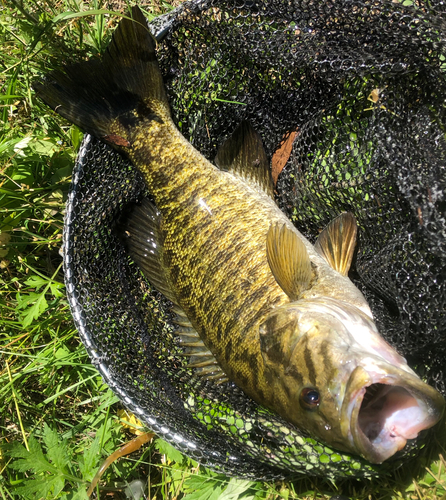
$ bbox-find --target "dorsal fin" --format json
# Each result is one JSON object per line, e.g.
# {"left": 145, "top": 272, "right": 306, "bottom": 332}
{"left": 214, "top": 121, "right": 275, "bottom": 198}
{"left": 266, "top": 223, "right": 313, "bottom": 300}
{"left": 314, "top": 212, "right": 358, "bottom": 276}
{"left": 122, "top": 198, "right": 177, "bottom": 304}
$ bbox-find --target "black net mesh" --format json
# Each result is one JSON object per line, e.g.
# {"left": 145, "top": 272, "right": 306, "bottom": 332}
{"left": 64, "top": 0, "right": 446, "bottom": 480}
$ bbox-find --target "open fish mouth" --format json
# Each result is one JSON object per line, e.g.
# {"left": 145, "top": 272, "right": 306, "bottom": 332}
{"left": 358, "top": 384, "right": 431, "bottom": 451}
{"left": 345, "top": 366, "right": 445, "bottom": 463}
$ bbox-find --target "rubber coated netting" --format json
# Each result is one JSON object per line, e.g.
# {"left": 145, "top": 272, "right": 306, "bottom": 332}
{"left": 64, "top": 0, "right": 446, "bottom": 480}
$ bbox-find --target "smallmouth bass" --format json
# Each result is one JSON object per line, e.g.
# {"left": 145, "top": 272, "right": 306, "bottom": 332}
{"left": 35, "top": 6, "right": 445, "bottom": 464}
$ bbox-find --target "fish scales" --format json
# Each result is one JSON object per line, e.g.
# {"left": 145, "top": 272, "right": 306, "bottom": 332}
{"left": 119, "top": 102, "right": 345, "bottom": 416}
{"left": 134, "top": 126, "right": 290, "bottom": 384}
{"left": 34, "top": 6, "right": 444, "bottom": 465}
{"left": 122, "top": 109, "right": 292, "bottom": 392}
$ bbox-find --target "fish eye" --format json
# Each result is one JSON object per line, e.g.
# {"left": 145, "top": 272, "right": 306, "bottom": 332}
{"left": 300, "top": 388, "right": 320, "bottom": 410}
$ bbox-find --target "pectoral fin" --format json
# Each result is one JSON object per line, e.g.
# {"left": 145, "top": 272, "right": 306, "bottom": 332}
{"left": 314, "top": 212, "right": 357, "bottom": 276}
{"left": 215, "top": 121, "right": 275, "bottom": 199}
{"left": 266, "top": 223, "right": 312, "bottom": 300}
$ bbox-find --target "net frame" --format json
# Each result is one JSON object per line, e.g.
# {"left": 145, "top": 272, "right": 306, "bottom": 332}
{"left": 63, "top": 0, "right": 446, "bottom": 479}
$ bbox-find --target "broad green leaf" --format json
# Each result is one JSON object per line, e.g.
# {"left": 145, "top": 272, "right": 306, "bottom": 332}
{"left": 51, "top": 163, "right": 73, "bottom": 184}
{"left": 72, "top": 489, "right": 90, "bottom": 500}
{"left": 97, "top": 419, "right": 113, "bottom": 450}
{"left": 50, "top": 281, "right": 65, "bottom": 298}
{"left": 78, "top": 433, "right": 101, "bottom": 481}
{"left": 182, "top": 473, "right": 227, "bottom": 500}
{"left": 10, "top": 164, "right": 35, "bottom": 185}
{"left": 0, "top": 137, "right": 23, "bottom": 156}
{"left": 219, "top": 478, "right": 256, "bottom": 500}
{"left": 154, "top": 438, "right": 187, "bottom": 465}
{"left": 17, "top": 291, "right": 48, "bottom": 327}
{"left": 8, "top": 435, "right": 56, "bottom": 475}
{"left": 24, "top": 275, "right": 64, "bottom": 297}
{"left": 50, "top": 475, "right": 66, "bottom": 498}
{"left": 14, "top": 474, "right": 65, "bottom": 499}
{"left": 16, "top": 291, "right": 43, "bottom": 309}
{"left": 54, "top": 346, "right": 70, "bottom": 359}
{"left": 43, "top": 424, "right": 70, "bottom": 474}
{"left": 24, "top": 275, "right": 48, "bottom": 290}
{"left": 28, "top": 138, "right": 59, "bottom": 156}
{"left": 70, "top": 125, "right": 84, "bottom": 151}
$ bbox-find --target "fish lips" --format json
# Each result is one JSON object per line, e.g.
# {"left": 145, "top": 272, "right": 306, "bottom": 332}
{"left": 341, "top": 363, "right": 445, "bottom": 464}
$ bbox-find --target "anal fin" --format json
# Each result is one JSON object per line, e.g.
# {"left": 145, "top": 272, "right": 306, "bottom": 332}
{"left": 124, "top": 200, "right": 228, "bottom": 384}
{"left": 123, "top": 198, "right": 177, "bottom": 304}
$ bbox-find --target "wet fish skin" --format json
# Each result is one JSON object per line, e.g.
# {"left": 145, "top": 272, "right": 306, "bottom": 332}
{"left": 34, "top": 6, "right": 445, "bottom": 464}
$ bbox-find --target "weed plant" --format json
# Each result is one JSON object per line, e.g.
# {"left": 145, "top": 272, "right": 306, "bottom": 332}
{"left": 1, "top": 1, "right": 446, "bottom": 499}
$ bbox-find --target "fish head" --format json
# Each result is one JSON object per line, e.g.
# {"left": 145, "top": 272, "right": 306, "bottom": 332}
{"left": 259, "top": 297, "right": 445, "bottom": 463}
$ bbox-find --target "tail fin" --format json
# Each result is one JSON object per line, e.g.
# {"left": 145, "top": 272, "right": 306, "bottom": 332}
{"left": 34, "top": 6, "right": 169, "bottom": 143}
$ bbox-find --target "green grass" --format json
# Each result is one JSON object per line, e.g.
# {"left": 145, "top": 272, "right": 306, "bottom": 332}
{"left": 1, "top": 1, "right": 446, "bottom": 499}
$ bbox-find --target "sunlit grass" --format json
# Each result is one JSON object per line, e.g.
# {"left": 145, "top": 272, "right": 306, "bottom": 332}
{"left": 0, "top": 1, "right": 185, "bottom": 498}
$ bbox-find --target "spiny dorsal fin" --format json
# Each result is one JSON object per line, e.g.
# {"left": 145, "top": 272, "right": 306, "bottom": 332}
{"left": 171, "top": 306, "right": 228, "bottom": 384}
{"left": 214, "top": 121, "right": 275, "bottom": 199}
{"left": 123, "top": 198, "right": 177, "bottom": 304}
{"left": 314, "top": 212, "right": 358, "bottom": 276}
{"left": 266, "top": 223, "right": 312, "bottom": 300}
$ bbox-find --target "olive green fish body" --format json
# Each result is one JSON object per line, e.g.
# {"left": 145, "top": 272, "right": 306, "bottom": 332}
{"left": 127, "top": 116, "right": 315, "bottom": 401}
{"left": 35, "top": 6, "right": 444, "bottom": 464}
{"left": 126, "top": 114, "right": 373, "bottom": 412}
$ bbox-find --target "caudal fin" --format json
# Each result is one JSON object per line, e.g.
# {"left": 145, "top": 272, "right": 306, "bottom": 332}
{"left": 34, "top": 6, "right": 170, "bottom": 143}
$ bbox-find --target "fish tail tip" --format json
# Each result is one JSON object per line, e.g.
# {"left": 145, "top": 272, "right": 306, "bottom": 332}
{"left": 34, "top": 6, "right": 168, "bottom": 140}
